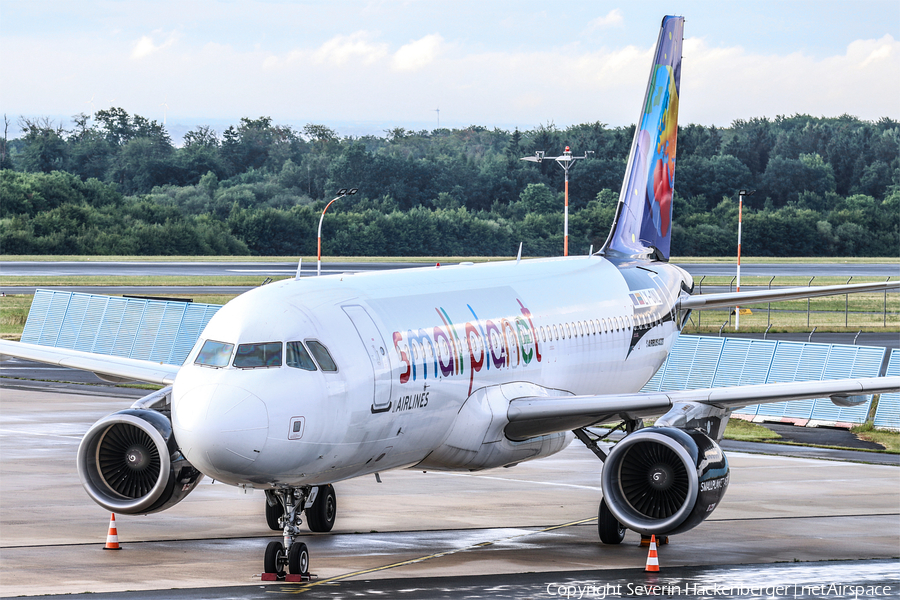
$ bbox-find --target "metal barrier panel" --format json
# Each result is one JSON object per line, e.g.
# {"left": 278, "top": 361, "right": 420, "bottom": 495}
{"left": 168, "top": 303, "right": 220, "bottom": 366}
{"left": 715, "top": 338, "right": 778, "bottom": 418}
{"left": 641, "top": 334, "right": 892, "bottom": 428}
{"left": 19, "top": 290, "right": 222, "bottom": 366}
{"left": 755, "top": 342, "right": 807, "bottom": 418}
{"left": 659, "top": 336, "right": 702, "bottom": 391}
{"left": 807, "top": 345, "right": 885, "bottom": 425}
{"left": 783, "top": 343, "right": 831, "bottom": 419}
{"left": 874, "top": 350, "right": 900, "bottom": 429}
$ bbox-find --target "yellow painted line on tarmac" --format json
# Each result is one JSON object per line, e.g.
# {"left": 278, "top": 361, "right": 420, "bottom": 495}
{"left": 276, "top": 516, "right": 598, "bottom": 594}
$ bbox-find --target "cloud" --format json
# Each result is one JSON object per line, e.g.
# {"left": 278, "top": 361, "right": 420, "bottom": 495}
{"left": 677, "top": 34, "right": 900, "bottom": 124}
{"left": 131, "top": 32, "right": 176, "bottom": 59}
{"left": 854, "top": 36, "right": 893, "bottom": 68}
{"left": 4, "top": 21, "right": 897, "bottom": 132}
{"left": 392, "top": 34, "right": 443, "bottom": 71}
{"left": 313, "top": 32, "right": 388, "bottom": 66}
{"left": 586, "top": 9, "right": 624, "bottom": 32}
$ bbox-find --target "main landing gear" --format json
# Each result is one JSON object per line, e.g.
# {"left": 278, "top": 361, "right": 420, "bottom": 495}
{"left": 598, "top": 498, "right": 626, "bottom": 544}
{"left": 573, "top": 419, "right": 642, "bottom": 546}
{"left": 265, "top": 484, "right": 337, "bottom": 533}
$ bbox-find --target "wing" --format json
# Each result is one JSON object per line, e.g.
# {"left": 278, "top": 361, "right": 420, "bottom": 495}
{"left": 678, "top": 280, "right": 898, "bottom": 310}
{"left": 505, "top": 376, "right": 900, "bottom": 440}
{"left": 0, "top": 339, "right": 180, "bottom": 385}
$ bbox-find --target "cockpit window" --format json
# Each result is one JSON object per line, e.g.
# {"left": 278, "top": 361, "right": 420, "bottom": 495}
{"left": 286, "top": 341, "right": 317, "bottom": 371}
{"left": 234, "top": 342, "right": 283, "bottom": 368}
{"left": 306, "top": 340, "right": 338, "bottom": 372}
{"left": 194, "top": 340, "right": 234, "bottom": 368}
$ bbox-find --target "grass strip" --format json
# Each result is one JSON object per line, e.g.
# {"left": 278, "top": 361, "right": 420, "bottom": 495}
{"left": 723, "top": 418, "right": 782, "bottom": 442}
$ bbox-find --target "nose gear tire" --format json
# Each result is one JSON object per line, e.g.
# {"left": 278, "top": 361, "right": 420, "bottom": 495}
{"left": 289, "top": 542, "right": 310, "bottom": 575}
{"left": 264, "top": 541, "right": 286, "bottom": 577}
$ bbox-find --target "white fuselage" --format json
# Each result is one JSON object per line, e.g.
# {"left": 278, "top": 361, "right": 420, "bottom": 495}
{"left": 171, "top": 255, "right": 691, "bottom": 488}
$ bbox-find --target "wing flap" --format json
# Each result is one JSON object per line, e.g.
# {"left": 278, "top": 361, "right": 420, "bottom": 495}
{"left": 0, "top": 340, "right": 180, "bottom": 385}
{"left": 505, "top": 376, "right": 900, "bottom": 441}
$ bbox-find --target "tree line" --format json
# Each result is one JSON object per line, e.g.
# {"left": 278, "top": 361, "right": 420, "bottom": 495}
{"left": 1, "top": 110, "right": 897, "bottom": 256}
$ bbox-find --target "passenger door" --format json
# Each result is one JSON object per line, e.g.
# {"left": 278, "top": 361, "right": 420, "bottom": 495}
{"left": 342, "top": 305, "right": 393, "bottom": 413}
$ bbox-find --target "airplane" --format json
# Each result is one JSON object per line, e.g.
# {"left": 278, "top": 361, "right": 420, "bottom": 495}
{"left": 1, "top": 15, "right": 898, "bottom": 579}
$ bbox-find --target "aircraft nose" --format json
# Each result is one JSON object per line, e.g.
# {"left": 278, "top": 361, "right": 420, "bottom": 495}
{"left": 172, "top": 383, "right": 269, "bottom": 481}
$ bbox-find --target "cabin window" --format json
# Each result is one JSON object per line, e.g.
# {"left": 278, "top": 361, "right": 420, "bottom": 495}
{"left": 286, "top": 341, "right": 317, "bottom": 371}
{"left": 306, "top": 340, "right": 338, "bottom": 372}
{"left": 565, "top": 323, "right": 571, "bottom": 338}
{"left": 590, "top": 320, "right": 596, "bottom": 335}
{"left": 194, "top": 340, "right": 234, "bottom": 368}
{"left": 552, "top": 325, "right": 559, "bottom": 340}
{"left": 234, "top": 342, "right": 282, "bottom": 368}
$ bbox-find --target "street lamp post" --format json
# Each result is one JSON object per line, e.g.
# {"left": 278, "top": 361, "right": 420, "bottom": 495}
{"left": 735, "top": 189, "right": 755, "bottom": 330}
{"left": 521, "top": 147, "right": 593, "bottom": 256}
{"left": 317, "top": 188, "right": 357, "bottom": 276}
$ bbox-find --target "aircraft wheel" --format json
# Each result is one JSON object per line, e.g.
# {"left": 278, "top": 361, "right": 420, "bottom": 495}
{"left": 598, "top": 498, "right": 626, "bottom": 544}
{"left": 264, "top": 541, "right": 286, "bottom": 576}
{"left": 306, "top": 484, "right": 336, "bottom": 532}
{"left": 266, "top": 499, "right": 283, "bottom": 531}
{"left": 289, "top": 542, "right": 310, "bottom": 576}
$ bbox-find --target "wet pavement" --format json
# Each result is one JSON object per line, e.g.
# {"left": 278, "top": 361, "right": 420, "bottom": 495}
{"left": 1, "top": 360, "right": 898, "bottom": 600}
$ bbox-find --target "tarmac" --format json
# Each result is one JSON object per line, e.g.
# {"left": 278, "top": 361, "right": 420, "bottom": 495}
{"left": 1, "top": 382, "right": 898, "bottom": 598}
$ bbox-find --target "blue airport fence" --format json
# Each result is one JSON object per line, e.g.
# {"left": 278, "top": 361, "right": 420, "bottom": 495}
{"left": 873, "top": 349, "right": 900, "bottom": 429}
{"left": 642, "top": 334, "right": 892, "bottom": 428}
{"left": 20, "top": 289, "right": 222, "bottom": 366}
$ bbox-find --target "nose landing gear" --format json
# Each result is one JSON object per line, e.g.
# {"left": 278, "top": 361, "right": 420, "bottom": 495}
{"left": 264, "top": 487, "right": 312, "bottom": 579}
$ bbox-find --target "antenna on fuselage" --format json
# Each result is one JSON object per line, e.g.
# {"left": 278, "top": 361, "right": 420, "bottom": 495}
{"left": 516, "top": 242, "right": 523, "bottom": 264}
{"left": 295, "top": 258, "right": 302, "bottom": 280}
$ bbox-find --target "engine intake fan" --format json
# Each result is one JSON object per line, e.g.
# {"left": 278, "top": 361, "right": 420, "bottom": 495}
{"left": 77, "top": 409, "right": 203, "bottom": 514}
{"left": 600, "top": 427, "right": 729, "bottom": 536}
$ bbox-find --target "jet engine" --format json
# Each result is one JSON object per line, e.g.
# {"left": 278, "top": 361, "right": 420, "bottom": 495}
{"left": 77, "top": 408, "right": 203, "bottom": 515}
{"left": 600, "top": 427, "right": 729, "bottom": 536}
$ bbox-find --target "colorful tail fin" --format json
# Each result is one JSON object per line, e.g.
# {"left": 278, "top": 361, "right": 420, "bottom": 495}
{"left": 601, "top": 16, "right": 684, "bottom": 261}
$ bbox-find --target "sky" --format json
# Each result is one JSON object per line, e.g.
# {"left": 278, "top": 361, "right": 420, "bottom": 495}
{"left": 1, "top": 0, "right": 898, "bottom": 141}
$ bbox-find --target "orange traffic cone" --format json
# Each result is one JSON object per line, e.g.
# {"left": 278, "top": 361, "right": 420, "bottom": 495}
{"left": 104, "top": 513, "right": 121, "bottom": 550}
{"left": 644, "top": 534, "right": 659, "bottom": 572}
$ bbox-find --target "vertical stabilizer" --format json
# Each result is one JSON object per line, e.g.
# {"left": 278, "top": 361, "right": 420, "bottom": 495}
{"left": 601, "top": 16, "right": 684, "bottom": 261}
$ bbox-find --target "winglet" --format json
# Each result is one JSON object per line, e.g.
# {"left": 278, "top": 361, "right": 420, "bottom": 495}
{"left": 601, "top": 16, "right": 684, "bottom": 262}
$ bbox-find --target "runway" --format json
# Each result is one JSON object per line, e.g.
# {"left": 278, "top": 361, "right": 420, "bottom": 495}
{"left": 3, "top": 259, "right": 899, "bottom": 279}
{"left": 1, "top": 382, "right": 898, "bottom": 598}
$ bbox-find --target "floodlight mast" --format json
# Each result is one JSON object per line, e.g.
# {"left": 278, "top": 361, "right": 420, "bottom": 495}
{"left": 317, "top": 188, "right": 358, "bottom": 276}
{"left": 521, "top": 147, "right": 593, "bottom": 256}
{"left": 735, "top": 190, "right": 755, "bottom": 329}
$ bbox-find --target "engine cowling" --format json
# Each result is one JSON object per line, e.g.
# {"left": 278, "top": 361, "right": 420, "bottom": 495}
{"left": 600, "top": 427, "right": 729, "bottom": 536}
{"left": 77, "top": 409, "right": 203, "bottom": 515}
